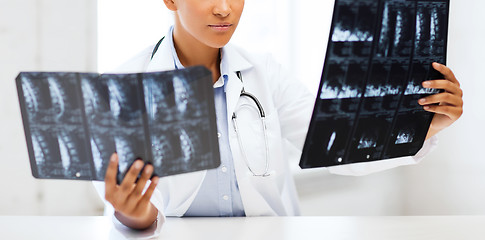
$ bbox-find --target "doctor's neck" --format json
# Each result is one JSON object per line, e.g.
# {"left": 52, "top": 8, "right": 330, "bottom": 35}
{"left": 172, "top": 25, "right": 222, "bottom": 84}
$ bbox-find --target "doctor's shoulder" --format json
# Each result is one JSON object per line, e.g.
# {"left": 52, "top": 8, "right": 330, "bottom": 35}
{"left": 105, "top": 45, "right": 155, "bottom": 74}
{"left": 227, "top": 43, "right": 294, "bottom": 87}
{"left": 227, "top": 43, "right": 280, "bottom": 69}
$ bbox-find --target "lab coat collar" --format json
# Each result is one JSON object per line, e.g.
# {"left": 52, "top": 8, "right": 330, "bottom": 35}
{"left": 146, "top": 35, "right": 176, "bottom": 72}
{"left": 219, "top": 44, "right": 255, "bottom": 124}
{"left": 220, "top": 43, "right": 253, "bottom": 74}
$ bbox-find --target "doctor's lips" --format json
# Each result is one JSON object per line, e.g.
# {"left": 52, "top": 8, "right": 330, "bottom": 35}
{"left": 208, "top": 23, "right": 233, "bottom": 32}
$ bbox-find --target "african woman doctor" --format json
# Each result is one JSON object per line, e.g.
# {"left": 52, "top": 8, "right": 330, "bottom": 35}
{"left": 97, "top": 0, "right": 464, "bottom": 230}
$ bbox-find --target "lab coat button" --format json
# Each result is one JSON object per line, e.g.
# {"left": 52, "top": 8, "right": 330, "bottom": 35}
{"left": 221, "top": 166, "right": 227, "bottom": 173}
{"left": 217, "top": 132, "right": 222, "bottom": 138}
{"left": 223, "top": 195, "right": 229, "bottom": 201}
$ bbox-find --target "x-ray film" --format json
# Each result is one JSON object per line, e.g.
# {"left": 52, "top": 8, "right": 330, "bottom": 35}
{"left": 16, "top": 66, "right": 220, "bottom": 182}
{"left": 300, "top": 0, "right": 449, "bottom": 168}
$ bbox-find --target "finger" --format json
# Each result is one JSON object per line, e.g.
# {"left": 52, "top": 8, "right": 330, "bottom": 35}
{"left": 422, "top": 80, "right": 463, "bottom": 97}
{"left": 418, "top": 92, "right": 463, "bottom": 107}
{"left": 119, "top": 160, "right": 144, "bottom": 194}
{"left": 123, "top": 165, "right": 154, "bottom": 213}
{"left": 138, "top": 177, "right": 159, "bottom": 207}
{"left": 424, "top": 105, "right": 463, "bottom": 121}
{"left": 432, "top": 62, "right": 459, "bottom": 86}
{"left": 127, "top": 164, "right": 154, "bottom": 204}
{"left": 104, "top": 153, "right": 119, "bottom": 198}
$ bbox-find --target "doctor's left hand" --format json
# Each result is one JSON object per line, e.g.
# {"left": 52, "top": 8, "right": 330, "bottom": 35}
{"left": 104, "top": 153, "right": 160, "bottom": 230}
{"left": 420, "top": 62, "right": 464, "bottom": 140}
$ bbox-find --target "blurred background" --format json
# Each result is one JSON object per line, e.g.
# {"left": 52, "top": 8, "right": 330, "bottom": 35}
{"left": 0, "top": 0, "right": 483, "bottom": 216}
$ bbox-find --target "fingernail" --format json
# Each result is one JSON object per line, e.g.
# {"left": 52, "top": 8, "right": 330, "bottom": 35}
{"left": 419, "top": 98, "right": 426, "bottom": 104}
{"left": 145, "top": 166, "right": 152, "bottom": 174}
{"left": 152, "top": 178, "right": 159, "bottom": 184}
{"left": 134, "top": 161, "right": 143, "bottom": 169}
{"left": 424, "top": 106, "right": 430, "bottom": 110}
{"left": 423, "top": 81, "right": 431, "bottom": 87}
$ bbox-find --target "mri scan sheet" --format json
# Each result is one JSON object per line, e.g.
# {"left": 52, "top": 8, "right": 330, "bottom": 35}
{"left": 16, "top": 66, "right": 220, "bottom": 182}
{"left": 300, "top": 0, "right": 449, "bottom": 168}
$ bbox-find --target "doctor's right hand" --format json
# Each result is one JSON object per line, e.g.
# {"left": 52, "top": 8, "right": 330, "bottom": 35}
{"left": 104, "top": 153, "right": 160, "bottom": 230}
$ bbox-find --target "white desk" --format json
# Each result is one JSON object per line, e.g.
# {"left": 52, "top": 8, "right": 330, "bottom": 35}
{"left": 1, "top": 216, "right": 484, "bottom": 240}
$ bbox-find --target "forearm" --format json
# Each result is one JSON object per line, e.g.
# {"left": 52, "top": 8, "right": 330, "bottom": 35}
{"left": 114, "top": 203, "right": 159, "bottom": 230}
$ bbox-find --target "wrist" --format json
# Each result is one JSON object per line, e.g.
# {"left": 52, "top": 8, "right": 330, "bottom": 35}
{"left": 114, "top": 203, "right": 159, "bottom": 230}
{"left": 425, "top": 126, "right": 440, "bottom": 140}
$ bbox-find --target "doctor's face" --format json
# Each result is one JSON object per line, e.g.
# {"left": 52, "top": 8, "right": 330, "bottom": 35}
{"left": 168, "top": 0, "right": 244, "bottom": 48}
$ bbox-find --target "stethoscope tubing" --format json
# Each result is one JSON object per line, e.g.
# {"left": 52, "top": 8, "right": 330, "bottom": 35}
{"left": 232, "top": 71, "right": 271, "bottom": 177}
{"left": 232, "top": 103, "right": 271, "bottom": 177}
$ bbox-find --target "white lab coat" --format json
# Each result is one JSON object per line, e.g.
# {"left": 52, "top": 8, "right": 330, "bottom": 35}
{"left": 94, "top": 38, "right": 437, "bottom": 220}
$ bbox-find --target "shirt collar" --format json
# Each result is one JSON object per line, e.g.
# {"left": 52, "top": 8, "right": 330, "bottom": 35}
{"left": 215, "top": 48, "right": 230, "bottom": 91}
{"left": 167, "top": 26, "right": 184, "bottom": 70}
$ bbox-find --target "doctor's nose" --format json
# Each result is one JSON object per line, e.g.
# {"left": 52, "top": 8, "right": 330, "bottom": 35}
{"left": 213, "top": 0, "right": 231, "bottom": 18}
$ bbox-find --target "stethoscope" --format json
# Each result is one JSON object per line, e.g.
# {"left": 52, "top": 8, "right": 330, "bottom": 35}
{"left": 151, "top": 38, "right": 271, "bottom": 177}
{"left": 232, "top": 71, "right": 271, "bottom": 177}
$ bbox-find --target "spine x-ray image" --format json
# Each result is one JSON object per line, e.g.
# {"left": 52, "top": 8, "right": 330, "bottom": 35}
{"left": 300, "top": 0, "right": 449, "bottom": 168}
{"left": 16, "top": 66, "right": 221, "bottom": 181}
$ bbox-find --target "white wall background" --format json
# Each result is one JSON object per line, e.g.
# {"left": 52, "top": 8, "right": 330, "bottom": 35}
{"left": 0, "top": 0, "right": 103, "bottom": 215}
{"left": 0, "top": 0, "right": 484, "bottom": 216}
{"left": 398, "top": 0, "right": 485, "bottom": 215}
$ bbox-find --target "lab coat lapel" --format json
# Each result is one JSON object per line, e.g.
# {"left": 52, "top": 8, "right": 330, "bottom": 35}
{"left": 222, "top": 44, "right": 253, "bottom": 120}
{"left": 225, "top": 72, "right": 243, "bottom": 120}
